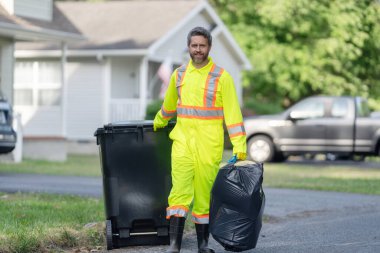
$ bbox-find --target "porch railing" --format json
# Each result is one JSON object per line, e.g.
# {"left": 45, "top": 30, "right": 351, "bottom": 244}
{"left": 109, "top": 99, "right": 155, "bottom": 122}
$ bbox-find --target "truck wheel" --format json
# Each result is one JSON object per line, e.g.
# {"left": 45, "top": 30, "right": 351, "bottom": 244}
{"left": 106, "top": 220, "right": 113, "bottom": 250}
{"left": 248, "top": 135, "right": 275, "bottom": 162}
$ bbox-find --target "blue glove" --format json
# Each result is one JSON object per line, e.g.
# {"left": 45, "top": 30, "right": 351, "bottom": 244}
{"left": 228, "top": 154, "right": 237, "bottom": 164}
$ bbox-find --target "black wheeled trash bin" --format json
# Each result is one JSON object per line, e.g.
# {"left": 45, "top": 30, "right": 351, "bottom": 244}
{"left": 94, "top": 120, "right": 174, "bottom": 250}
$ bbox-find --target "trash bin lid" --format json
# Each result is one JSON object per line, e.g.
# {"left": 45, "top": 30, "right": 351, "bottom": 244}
{"left": 108, "top": 120, "right": 154, "bottom": 128}
{"left": 94, "top": 120, "right": 175, "bottom": 136}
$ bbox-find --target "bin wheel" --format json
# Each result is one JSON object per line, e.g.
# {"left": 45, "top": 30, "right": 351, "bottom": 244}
{"left": 106, "top": 220, "right": 113, "bottom": 250}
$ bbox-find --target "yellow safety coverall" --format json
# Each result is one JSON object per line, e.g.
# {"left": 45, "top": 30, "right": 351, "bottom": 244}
{"left": 154, "top": 57, "right": 246, "bottom": 224}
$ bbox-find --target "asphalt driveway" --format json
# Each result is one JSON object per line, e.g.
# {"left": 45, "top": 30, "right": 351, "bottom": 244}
{"left": 108, "top": 188, "right": 380, "bottom": 253}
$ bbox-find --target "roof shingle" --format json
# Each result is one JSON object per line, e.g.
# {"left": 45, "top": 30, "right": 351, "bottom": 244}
{"left": 17, "top": 0, "right": 200, "bottom": 50}
{"left": 0, "top": 3, "right": 81, "bottom": 41}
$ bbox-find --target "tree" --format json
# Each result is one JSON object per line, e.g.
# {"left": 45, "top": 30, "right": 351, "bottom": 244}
{"left": 210, "top": 0, "right": 380, "bottom": 112}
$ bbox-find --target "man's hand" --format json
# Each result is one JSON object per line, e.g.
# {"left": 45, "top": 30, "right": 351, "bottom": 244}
{"left": 153, "top": 123, "right": 164, "bottom": 132}
{"left": 228, "top": 152, "right": 247, "bottom": 164}
{"left": 153, "top": 120, "right": 167, "bottom": 132}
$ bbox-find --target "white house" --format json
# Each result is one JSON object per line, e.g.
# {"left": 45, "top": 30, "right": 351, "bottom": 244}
{"left": 0, "top": 0, "right": 83, "bottom": 102}
{"left": 0, "top": 0, "right": 83, "bottom": 161}
{"left": 14, "top": 0, "right": 252, "bottom": 160}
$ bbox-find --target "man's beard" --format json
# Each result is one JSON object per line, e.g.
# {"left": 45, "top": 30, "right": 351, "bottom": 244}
{"left": 190, "top": 52, "right": 209, "bottom": 64}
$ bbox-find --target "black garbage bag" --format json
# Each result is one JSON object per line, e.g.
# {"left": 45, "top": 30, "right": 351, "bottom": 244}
{"left": 209, "top": 161, "right": 265, "bottom": 252}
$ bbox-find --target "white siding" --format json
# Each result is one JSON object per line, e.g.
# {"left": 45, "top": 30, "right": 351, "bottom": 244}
{"left": 0, "top": 0, "right": 14, "bottom": 14}
{"left": 14, "top": 106, "right": 62, "bottom": 136}
{"left": 14, "top": 0, "right": 52, "bottom": 21}
{"left": 66, "top": 61, "right": 104, "bottom": 140}
{"left": 211, "top": 33, "right": 243, "bottom": 105}
{"left": 0, "top": 39, "right": 14, "bottom": 103}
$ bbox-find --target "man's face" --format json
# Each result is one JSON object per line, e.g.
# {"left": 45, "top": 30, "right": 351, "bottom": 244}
{"left": 188, "top": 35, "right": 211, "bottom": 66}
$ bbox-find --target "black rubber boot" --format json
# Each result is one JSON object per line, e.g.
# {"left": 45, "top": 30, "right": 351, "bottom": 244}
{"left": 166, "top": 216, "right": 186, "bottom": 253}
{"left": 195, "top": 224, "right": 215, "bottom": 253}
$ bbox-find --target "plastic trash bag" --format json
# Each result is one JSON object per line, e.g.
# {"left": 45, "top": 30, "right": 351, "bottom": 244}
{"left": 209, "top": 161, "right": 265, "bottom": 252}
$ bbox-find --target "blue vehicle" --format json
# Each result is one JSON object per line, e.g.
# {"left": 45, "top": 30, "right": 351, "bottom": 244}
{"left": 0, "top": 97, "right": 16, "bottom": 154}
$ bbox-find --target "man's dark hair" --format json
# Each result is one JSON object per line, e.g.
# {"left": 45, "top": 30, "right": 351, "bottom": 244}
{"left": 187, "top": 26, "right": 212, "bottom": 46}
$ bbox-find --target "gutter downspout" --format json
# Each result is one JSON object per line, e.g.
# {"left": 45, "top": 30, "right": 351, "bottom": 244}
{"left": 139, "top": 56, "right": 148, "bottom": 119}
{"left": 60, "top": 42, "right": 67, "bottom": 137}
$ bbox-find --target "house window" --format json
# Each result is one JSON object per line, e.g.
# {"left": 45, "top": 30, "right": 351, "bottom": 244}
{"left": 14, "top": 61, "right": 61, "bottom": 107}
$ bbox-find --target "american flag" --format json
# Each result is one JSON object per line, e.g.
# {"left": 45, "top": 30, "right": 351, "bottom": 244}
{"left": 157, "top": 57, "right": 172, "bottom": 99}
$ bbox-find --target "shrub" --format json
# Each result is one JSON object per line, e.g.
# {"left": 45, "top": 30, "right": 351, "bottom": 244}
{"left": 145, "top": 100, "right": 163, "bottom": 120}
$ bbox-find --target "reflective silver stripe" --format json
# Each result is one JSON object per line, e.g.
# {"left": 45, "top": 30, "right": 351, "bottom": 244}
{"left": 177, "top": 107, "right": 224, "bottom": 118}
{"left": 176, "top": 65, "right": 187, "bottom": 87}
{"left": 228, "top": 124, "right": 246, "bottom": 136}
{"left": 161, "top": 106, "right": 176, "bottom": 118}
{"left": 191, "top": 215, "right": 209, "bottom": 224}
{"left": 176, "top": 65, "right": 187, "bottom": 104}
{"left": 205, "top": 65, "right": 223, "bottom": 107}
{"left": 166, "top": 208, "right": 188, "bottom": 218}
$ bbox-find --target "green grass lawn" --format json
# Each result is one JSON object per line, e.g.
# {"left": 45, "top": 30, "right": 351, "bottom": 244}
{"left": 0, "top": 192, "right": 104, "bottom": 253}
{"left": 263, "top": 163, "right": 380, "bottom": 195}
{"left": 0, "top": 154, "right": 102, "bottom": 177}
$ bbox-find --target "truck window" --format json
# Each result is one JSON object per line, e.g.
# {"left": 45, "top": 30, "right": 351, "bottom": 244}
{"left": 356, "top": 98, "right": 370, "bottom": 117}
{"left": 331, "top": 98, "right": 348, "bottom": 118}
{"left": 290, "top": 98, "right": 325, "bottom": 119}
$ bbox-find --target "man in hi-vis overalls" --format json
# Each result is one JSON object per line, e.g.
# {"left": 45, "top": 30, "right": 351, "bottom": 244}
{"left": 154, "top": 26, "right": 247, "bottom": 253}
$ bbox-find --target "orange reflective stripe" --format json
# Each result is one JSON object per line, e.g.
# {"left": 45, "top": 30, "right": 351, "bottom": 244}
{"left": 227, "top": 122, "right": 246, "bottom": 137}
{"left": 179, "top": 105, "right": 223, "bottom": 110}
{"left": 177, "top": 105, "right": 224, "bottom": 120}
{"left": 167, "top": 205, "right": 189, "bottom": 211}
{"left": 161, "top": 106, "right": 176, "bottom": 119}
{"left": 191, "top": 213, "right": 209, "bottom": 224}
{"left": 229, "top": 132, "right": 246, "bottom": 138}
{"left": 166, "top": 205, "right": 189, "bottom": 219}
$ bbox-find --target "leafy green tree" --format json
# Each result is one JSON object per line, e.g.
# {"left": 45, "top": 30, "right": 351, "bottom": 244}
{"left": 210, "top": 0, "right": 380, "bottom": 112}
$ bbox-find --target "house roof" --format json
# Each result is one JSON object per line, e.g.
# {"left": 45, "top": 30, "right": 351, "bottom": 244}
{"left": 15, "top": 0, "right": 251, "bottom": 70}
{"left": 17, "top": 0, "right": 200, "bottom": 50}
{"left": 0, "top": 4, "right": 83, "bottom": 42}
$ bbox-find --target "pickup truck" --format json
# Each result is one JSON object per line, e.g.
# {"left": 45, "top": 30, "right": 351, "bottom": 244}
{"left": 244, "top": 96, "right": 380, "bottom": 162}
{"left": 0, "top": 98, "right": 16, "bottom": 154}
